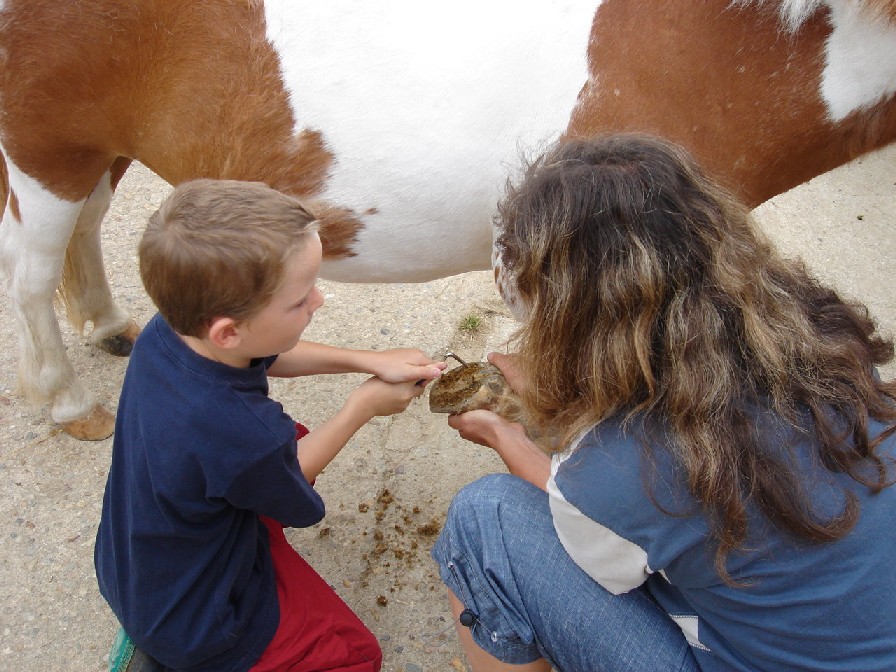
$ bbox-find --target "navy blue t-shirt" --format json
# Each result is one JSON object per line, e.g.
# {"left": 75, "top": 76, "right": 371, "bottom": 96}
{"left": 95, "top": 314, "right": 325, "bottom": 671}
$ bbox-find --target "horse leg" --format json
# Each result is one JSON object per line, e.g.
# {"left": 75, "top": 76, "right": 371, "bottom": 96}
{"left": 0, "top": 154, "right": 115, "bottom": 440}
{"left": 59, "top": 158, "right": 141, "bottom": 358}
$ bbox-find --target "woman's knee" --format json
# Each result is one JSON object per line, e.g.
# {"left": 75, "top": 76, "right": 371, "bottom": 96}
{"left": 441, "top": 474, "right": 551, "bottom": 551}
{"left": 446, "top": 474, "right": 545, "bottom": 525}
{"left": 434, "top": 472, "right": 554, "bottom": 582}
{"left": 433, "top": 474, "right": 562, "bottom": 665}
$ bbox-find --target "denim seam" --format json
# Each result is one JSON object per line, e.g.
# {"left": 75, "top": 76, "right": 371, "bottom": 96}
{"left": 445, "top": 556, "right": 492, "bottom": 643}
{"left": 444, "top": 552, "right": 538, "bottom": 663}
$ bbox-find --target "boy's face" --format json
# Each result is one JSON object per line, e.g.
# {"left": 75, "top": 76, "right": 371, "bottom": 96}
{"left": 238, "top": 234, "right": 324, "bottom": 357}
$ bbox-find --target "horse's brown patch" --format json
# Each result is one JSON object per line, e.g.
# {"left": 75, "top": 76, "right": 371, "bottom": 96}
{"left": 308, "top": 202, "right": 362, "bottom": 260}
{"left": 0, "top": 151, "right": 8, "bottom": 217}
{"left": 0, "top": 0, "right": 892, "bottom": 253}
{"left": 129, "top": 4, "right": 335, "bottom": 200}
{"left": 866, "top": 0, "right": 896, "bottom": 22}
{"left": 108, "top": 157, "right": 133, "bottom": 192}
{"left": 569, "top": 0, "right": 896, "bottom": 207}
{"left": 9, "top": 189, "right": 21, "bottom": 223}
{"left": 0, "top": 0, "right": 336, "bottom": 206}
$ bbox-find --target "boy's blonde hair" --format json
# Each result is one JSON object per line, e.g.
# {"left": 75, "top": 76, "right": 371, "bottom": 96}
{"left": 139, "top": 179, "right": 319, "bottom": 337}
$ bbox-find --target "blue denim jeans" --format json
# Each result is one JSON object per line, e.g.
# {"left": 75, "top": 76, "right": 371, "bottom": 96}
{"left": 432, "top": 474, "right": 699, "bottom": 671}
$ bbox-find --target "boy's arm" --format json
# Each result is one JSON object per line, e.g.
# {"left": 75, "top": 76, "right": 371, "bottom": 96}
{"left": 296, "top": 376, "right": 424, "bottom": 482}
{"left": 268, "top": 341, "right": 445, "bottom": 382}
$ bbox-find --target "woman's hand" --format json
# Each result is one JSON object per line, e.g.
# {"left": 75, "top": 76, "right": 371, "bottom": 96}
{"left": 447, "top": 409, "right": 524, "bottom": 450}
{"left": 447, "top": 408, "right": 550, "bottom": 490}
{"left": 487, "top": 352, "right": 529, "bottom": 396}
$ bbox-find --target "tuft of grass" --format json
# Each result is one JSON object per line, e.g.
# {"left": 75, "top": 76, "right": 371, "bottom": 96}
{"left": 458, "top": 314, "right": 482, "bottom": 336}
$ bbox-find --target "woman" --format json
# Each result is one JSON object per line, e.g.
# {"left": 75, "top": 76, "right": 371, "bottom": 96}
{"left": 432, "top": 134, "right": 896, "bottom": 671}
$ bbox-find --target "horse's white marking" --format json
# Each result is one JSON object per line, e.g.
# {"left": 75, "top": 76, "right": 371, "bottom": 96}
{"left": 65, "top": 170, "right": 133, "bottom": 344}
{"left": 0, "top": 150, "right": 79, "bottom": 271}
{"left": 745, "top": 1, "right": 896, "bottom": 121}
{"left": 0, "top": 148, "right": 96, "bottom": 421}
{"left": 264, "top": 1, "right": 601, "bottom": 282}
{"left": 773, "top": 0, "right": 826, "bottom": 30}
{"left": 821, "top": 2, "right": 896, "bottom": 121}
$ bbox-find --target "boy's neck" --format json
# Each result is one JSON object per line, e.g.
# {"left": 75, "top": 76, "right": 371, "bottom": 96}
{"left": 179, "top": 333, "right": 252, "bottom": 369}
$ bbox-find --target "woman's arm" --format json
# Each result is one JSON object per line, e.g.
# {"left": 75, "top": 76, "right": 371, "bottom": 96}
{"left": 446, "top": 350, "right": 549, "bottom": 488}
{"left": 448, "top": 409, "right": 551, "bottom": 490}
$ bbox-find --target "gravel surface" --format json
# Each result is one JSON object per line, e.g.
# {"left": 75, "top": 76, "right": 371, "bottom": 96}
{"left": 0, "top": 144, "right": 893, "bottom": 671}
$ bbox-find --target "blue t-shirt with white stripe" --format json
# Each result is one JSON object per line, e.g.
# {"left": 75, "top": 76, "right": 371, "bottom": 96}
{"left": 547, "top": 410, "right": 896, "bottom": 671}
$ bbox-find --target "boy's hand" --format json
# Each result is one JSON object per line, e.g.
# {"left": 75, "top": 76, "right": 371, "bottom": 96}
{"left": 348, "top": 376, "right": 427, "bottom": 418}
{"left": 299, "top": 376, "right": 426, "bottom": 483}
{"left": 368, "top": 349, "right": 447, "bottom": 384}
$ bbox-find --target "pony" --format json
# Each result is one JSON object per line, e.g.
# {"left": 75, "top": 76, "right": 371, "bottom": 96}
{"left": 1, "top": 0, "right": 894, "bottom": 439}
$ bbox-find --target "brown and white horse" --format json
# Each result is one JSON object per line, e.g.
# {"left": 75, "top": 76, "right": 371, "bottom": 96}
{"left": 1, "top": 0, "right": 894, "bottom": 440}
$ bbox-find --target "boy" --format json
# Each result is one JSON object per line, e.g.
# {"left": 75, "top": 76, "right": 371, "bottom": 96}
{"left": 95, "top": 179, "right": 445, "bottom": 671}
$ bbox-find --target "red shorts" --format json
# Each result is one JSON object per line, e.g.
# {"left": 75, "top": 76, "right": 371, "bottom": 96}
{"left": 248, "top": 519, "right": 382, "bottom": 672}
{"left": 249, "top": 425, "right": 382, "bottom": 672}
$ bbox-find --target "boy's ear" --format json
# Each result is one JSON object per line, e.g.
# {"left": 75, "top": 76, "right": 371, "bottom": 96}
{"left": 206, "top": 316, "right": 242, "bottom": 349}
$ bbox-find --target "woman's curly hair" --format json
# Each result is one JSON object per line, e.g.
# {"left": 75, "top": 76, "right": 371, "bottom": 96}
{"left": 496, "top": 133, "right": 896, "bottom": 582}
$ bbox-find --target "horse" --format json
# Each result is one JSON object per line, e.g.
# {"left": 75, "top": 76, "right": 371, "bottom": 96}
{"left": 1, "top": 0, "right": 894, "bottom": 440}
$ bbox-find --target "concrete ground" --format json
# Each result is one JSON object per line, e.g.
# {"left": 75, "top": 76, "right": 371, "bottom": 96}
{"left": 0, "top": 143, "right": 893, "bottom": 671}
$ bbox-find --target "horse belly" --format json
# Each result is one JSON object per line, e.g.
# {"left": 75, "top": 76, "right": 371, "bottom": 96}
{"left": 263, "top": 1, "right": 601, "bottom": 282}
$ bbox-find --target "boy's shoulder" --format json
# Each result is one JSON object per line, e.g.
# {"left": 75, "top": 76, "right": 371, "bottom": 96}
{"left": 124, "top": 313, "right": 291, "bottom": 443}
{"left": 130, "top": 312, "right": 175, "bottom": 360}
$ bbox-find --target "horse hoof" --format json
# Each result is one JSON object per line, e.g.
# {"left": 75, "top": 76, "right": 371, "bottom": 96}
{"left": 60, "top": 404, "right": 115, "bottom": 440}
{"left": 98, "top": 321, "right": 142, "bottom": 357}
